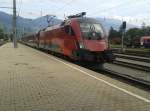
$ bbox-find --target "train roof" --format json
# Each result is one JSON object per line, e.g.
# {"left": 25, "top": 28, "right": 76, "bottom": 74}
{"left": 68, "top": 17, "right": 101, "bottom": 23}
{"left": 76, "top": 17, "right": 100, "bottom": 22}
{"left": 66, "top": 12, "right": 100, "bottom": 23}
{"left": 41, "top": 17, "right": 103, "bottom": 32}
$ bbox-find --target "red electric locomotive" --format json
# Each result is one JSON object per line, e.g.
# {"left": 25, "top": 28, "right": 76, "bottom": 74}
{"left": 22, "top": 12, "right": 115, "bottom": 62}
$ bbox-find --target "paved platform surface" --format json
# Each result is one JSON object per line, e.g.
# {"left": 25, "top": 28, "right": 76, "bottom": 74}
{"left": 0, "top": 43, "right": 150, "bottom": 111}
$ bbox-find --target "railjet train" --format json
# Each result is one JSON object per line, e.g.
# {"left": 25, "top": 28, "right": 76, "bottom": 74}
{"left": 21, "top": 12, "right": 115, "bottom": 62}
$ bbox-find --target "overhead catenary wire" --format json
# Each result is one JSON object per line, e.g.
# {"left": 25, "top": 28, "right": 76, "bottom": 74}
{"left": 17, "top": 0, "right": 22, "bottom": 16}
{"left": 87, "top": 0, "right": 150, "bottom": 26}
{"left": 56, "top": 0, "right": 74, "bottom": 12}
{"left": 1, "top": 0, "right": 150, "bottom": 27}
{"left": 0, "top": 7, "right": 13, "bottom": 9}
{"left": 51, "top": 0, "right": 74, "bottom": 18}
{"left": 88, "top": 0, "right": 138, "bottom": 16}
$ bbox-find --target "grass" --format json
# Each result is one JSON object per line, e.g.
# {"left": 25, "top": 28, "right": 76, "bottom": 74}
{"left": 110, "top": 44, "right": 121, "bottom": 48}
{"left": 110, "top": 44, "right": 150, "bottom": 53}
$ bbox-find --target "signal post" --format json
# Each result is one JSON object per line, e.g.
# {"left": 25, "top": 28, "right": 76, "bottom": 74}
{"left": 121, "top": 21, "right": 126, "bottom": 52}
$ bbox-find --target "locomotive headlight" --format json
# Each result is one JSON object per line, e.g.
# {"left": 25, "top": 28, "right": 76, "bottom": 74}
{"left": 79, "top": 42, "right": 85, "bottom": 49}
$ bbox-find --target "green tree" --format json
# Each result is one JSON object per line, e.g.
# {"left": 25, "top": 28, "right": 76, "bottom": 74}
{"left": 125, "top": 28, "right": 142, "bottom": 47}
{"left": 108, "top": 26, "right": 122, "bottom": 45}
{"left": 125, "top": 26, "right": 150, "bottom": 47}
{"left": 109, "top": 27, "right": 117, "bottom": 38}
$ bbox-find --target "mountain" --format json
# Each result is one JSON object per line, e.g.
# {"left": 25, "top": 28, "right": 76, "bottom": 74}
{"left": 96, "top": 18, "right": 138, "bottom": 31}
{"left": 0, "top": 11, "right": 138, "bottom": 35}
{"left": 0, "top": 11, "right": 13, "bottom": 32}
{"left": 0, "top": 11, "right": 62, "bottom": 35}
{"left": 0, "top": 11, "right": 32, "bottom": 32}
{"left": 31, "top": 15, "right": 62, "bottom": 32}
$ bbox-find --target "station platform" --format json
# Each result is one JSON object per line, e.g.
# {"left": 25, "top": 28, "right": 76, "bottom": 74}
{"left": 0, "top": 43, "right": 150, "bottom": 111}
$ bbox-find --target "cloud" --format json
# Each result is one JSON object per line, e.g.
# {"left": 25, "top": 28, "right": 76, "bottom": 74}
{"left": 47, "top": 0, "right": 77, "bottom": 3}
{"left": 19, "top": 0, "right": 78, "bottom": 4}
{"left": 1, "top": 0, "right": 150, "bottom": 26}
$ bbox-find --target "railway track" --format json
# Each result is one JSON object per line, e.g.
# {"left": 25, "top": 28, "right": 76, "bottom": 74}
{"left": 76, "top": 62, "right": 150, "bottom": 87}
{"left": 114, "top": 54, "right": 150, "bottom": 72}
{"left": 114, "top": 53, "right": 150, "bottom": 63}
{"left": 112, "top": 49, "right": 150, "bottom": 58}
{"left": 99, "top": 54, "right": 150, "bottom": 86}
{"left": 100, "top": 64, "right": 150, "bottom": 87}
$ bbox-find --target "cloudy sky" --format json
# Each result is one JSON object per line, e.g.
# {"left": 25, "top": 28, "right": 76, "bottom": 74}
{"left": 0, "top": 0, "right": 150, "bottom": 25}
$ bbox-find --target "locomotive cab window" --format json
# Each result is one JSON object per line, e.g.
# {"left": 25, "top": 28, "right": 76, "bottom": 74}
{"left": 79, "top": 20, "right": 105, "bottom": 40}
{"left": 64, "top": 25, "right": 75, "bottom": 36}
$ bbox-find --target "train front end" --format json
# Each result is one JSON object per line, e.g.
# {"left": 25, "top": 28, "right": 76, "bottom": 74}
{"left": 72, "top": 17, "right": 115, "bottom": 62}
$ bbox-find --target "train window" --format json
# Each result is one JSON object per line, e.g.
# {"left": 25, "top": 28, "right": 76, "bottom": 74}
{"left": 64, "top": 25, "right": 75, "bottom": 36}
{"left": 79, "top": 22, "right": 105, "bottom": 40}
